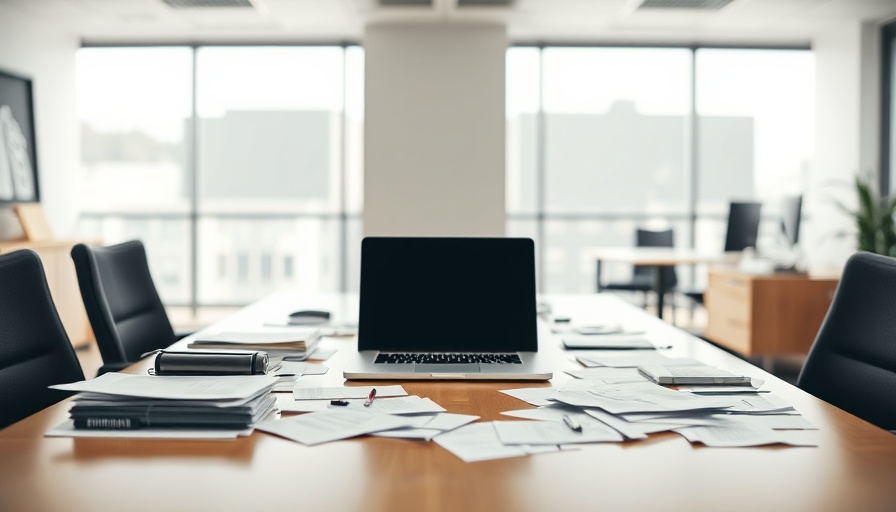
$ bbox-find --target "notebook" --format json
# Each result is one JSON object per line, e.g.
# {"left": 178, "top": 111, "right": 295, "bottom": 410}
{"left": 343, "top": 237, "right": 552, "bottom": 381}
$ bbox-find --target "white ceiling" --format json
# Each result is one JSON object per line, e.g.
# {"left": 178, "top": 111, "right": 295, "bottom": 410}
{"left": 2, "top": 0, "right": 895, "bottom": 45}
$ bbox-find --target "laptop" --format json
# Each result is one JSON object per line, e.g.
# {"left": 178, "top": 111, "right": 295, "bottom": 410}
{"left": 343, "top": 237, "right": 552, "bottom": 381}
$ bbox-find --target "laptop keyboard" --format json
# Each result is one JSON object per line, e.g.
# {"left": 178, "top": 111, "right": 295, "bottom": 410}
{"left": 375, "top": 353, "right": 523, "bottom": 364}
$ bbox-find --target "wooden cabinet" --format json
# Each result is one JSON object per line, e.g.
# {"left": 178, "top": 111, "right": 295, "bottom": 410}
{"left": 703, "top": 268, "right": 839, "bottom": 356}
{"left": 0, "top": 239, "right": 97, "bottom": 348}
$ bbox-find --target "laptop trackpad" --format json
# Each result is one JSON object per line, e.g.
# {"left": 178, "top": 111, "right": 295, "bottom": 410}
{"left": 414, "top": 364, "right": 480, "bottom": 374}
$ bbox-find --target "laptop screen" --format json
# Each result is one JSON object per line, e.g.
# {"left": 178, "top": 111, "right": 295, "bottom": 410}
{"left": 358, "top": 237, "right": 538, "bottom": 353}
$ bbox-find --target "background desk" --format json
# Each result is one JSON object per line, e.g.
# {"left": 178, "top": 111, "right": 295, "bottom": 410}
{"left": 591, "top": 247, "right": 736, "bottom": 320}
{"left": 1, "top": 293, "right": 895, "bottom": 512}
{"left": 704, "top": 268, "right": 839, "bottom": 356}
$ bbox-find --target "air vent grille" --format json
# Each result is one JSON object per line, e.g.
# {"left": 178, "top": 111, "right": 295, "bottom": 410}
{"left": 161, "top": 0, "right": 254, "bottom": 8}
{"left": 638, "top": 0, "right": 735, "bottom": 10}
{"left": 379, "top": 0, "right": 433, "bottom": 6}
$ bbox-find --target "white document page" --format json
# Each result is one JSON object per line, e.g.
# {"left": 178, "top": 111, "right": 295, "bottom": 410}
{"left": 564, "top": 367, "right": 649, "bottom": 383}
{"left": 553, "top": 381, "right": 732, "bottom": 415}
{"left": 194, "top": 329, "right": 320, "bottom": 344}
{"left": 45, "top": 420, "right": 254, "bottom": 440}
{"left": 293, "top": 385, "right": 407, "bottom": 401}
{"left": 675, "top": 423, "right": 819, "bottom": 447}
{"left": 493, "top": 419, "right": 623, "bottom": 445}
{"left": 373, "top": 413, "right": 480, "bottom": 441}
{"left": 679, "top": 385, "right": 768, "bottom": 395}
{"left": 50, "top": 373, "right": 278, "bottom": 402}
{"left": 434, "top": 422, "right": 562, "bottom": 463}
{"left": 256, "top": 409, "right": 416, "bottom": 445}
{"left": 281, "top": 395, "right": 444, "bottom": 414}
{"left": 562, "top": 334, "right": 659, "bottom": 350}
{"left": 272, "top": 362, "right": 328, "bottom": 377}
{"left": 498, "top": 387, "right": 560, "bottom": 407}
{"left": 713, "top": 394, "right": 796, "bottom": 414}
{"left": 576, "top": 353, "right": 701, "bottom": 368}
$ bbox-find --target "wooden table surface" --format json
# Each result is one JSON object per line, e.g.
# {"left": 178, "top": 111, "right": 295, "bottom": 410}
{"left": 1, "top": 293, "right": 895, "bottom": 512}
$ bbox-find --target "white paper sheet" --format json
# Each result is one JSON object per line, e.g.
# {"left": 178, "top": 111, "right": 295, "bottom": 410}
{"left": 256, "top": 409, "right": 416, "bottom": 445}
{"left": 50, "top": 373, "right": 278, "bottom": 402}
{"left": 564, "top": 367, "right": 650, "bottom": 383}
{"left": 272, "top": 362, "right": 328, "bottom": 377}
{"left": 193, "top": 329, "right": 320, "bottom": 345}
{"left": 434, "top": 422, "right": 562, "bottom": 463}
{"left": 45, "top": 420, "right": 253, "bottom": 439}
{"left": 280, "top": 395, "right": 444, "bottom": 414}
{"left": 372, "top": 413, "right": 480, "bottom": 441}
{"left": 552, "top": 381, "right": 732, "bottom": 415}
{"left": 576, "top": 353, "right": 701, "bottom": 368}
{"left": 292, "top": 385, "right": 407, "bottom": 401}
{"left": 499, "top": 387, "right": 560, "bottom": 407}
{"left": 563, "top": 334, "right": 663, "bottom": 350}
{"left": 674, "top": 423, "right": 819, "bottom": 447}
{"left": 493, "top": 419, "right": 623, "bottom": 445}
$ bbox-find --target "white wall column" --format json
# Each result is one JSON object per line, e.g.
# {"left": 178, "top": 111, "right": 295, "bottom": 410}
{"left": 0, "top": 4, "right": 79, "bottom": 239}
{"left": 363, "top": 24, "right": 507, "bottom": 237}
{"left": 807, "top": 21, "right": 882, "bottom": 273}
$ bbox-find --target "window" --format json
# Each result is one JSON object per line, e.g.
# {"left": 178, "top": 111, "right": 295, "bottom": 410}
{"left": 76, "top": 45, "right": 363, "bottom": 307}
{"left": 508, "top": 46, "right": 814, "bottom": 293}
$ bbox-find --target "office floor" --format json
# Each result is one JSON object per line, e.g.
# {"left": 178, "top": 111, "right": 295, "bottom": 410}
{"left": 74, "top": 300, "right": 804, "bottom": 384}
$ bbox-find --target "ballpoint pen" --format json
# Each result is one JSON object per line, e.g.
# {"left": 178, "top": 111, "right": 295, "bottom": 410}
{"left": 364, "top": 388, "right": 377, "bottom": 407}
{"left": 562, "top": 414, "right": 582, "bottom": 432}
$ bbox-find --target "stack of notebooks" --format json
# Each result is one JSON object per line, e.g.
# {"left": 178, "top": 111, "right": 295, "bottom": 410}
{"left": 48, "top": 373, "right": 278, "bottom": 438}
{"left": 188, "top": 328, "right": 322, "bottom": 361}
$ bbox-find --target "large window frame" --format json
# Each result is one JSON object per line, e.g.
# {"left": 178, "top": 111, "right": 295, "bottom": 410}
{"left": 508, "top": 43, "right": 813, "bottom": 292}
{"left": 78, "top": 43, "right": 362, "bottom": 310}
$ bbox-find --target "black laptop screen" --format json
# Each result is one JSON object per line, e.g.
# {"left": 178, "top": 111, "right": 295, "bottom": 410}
{"left": 358, "top": 237, "right": 538, "bottom": 353}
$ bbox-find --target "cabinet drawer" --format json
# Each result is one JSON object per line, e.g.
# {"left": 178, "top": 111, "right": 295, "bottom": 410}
{"left": 706, "top": 274, "right": 751, "bottom": 324}
{"left": 705, "top": 313, "right": 752, "bottom": 355}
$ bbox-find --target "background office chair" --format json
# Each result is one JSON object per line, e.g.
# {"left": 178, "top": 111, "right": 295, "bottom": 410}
{"left": 601, "top": 228, "right": 678, "bottom": 318}
{"left": 72, "top": 240, "right": 179, "bottom": 376}
{"left": 684, "top": 201, "right": 763, "bottom": 305}
{"left": 0, "top": 250, "right": 85, "bottom": 430}
{"left": 797, "top": 251, "right": 896, "bottom": 432}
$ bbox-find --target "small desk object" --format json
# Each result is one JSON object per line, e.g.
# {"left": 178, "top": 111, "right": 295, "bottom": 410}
{"left": 704, "top": 268, "right": 839, "bottom": 356}
{"left": 591, "top": 247, "right": 735, "bottom": 320}
{"left": 1, "top": 294, "right": 894, "bottom": 512}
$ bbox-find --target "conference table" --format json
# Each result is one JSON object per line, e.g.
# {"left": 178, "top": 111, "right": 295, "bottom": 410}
{"left": 1, "top": 293, "right": 896, "bottom": 512}
{"left": 590, "top": 247, "right": 739, "bottom": 320}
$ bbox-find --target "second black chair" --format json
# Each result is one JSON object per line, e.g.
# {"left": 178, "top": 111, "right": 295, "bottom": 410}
{"left": 0, "top": 250, "right": 84, "bottom": 430}
{"left": 71, "top": 240, "right": 177, "bottom": 376}
{"left": 601, "top": 228, "right": 678, "bottom": 315}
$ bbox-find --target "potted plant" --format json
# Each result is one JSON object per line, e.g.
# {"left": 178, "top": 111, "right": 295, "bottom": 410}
{"left": 833, "top": 174, "right": 896, "bottom": 257}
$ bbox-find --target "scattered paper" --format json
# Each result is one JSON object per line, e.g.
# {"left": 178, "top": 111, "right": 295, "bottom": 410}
{"left": 552, "top": 381, "right": 732, "bottom": 415}
{"left": 281, "top": 395, "right": 444, "bottom": 415}
{"left": 499, "top": 387, "right": 560, "bottom": 407}
{"left": 434, "top": 422, "right": 563, "bottom": 463}
{"left": 493, "top": 419, "right": 623, "bottom": 445}
{"left": 293, "top": 385, "right": 407, "bottom": 401}
{"left": 257, "top": 409, "right": 416, "bottom": 445}
{"left": 675, "top": 423, "right": 819, "bottom": 447}
{"left": 272, "top": 362, "right": 329, "bottom": 377}
{"left": 564, "top": 367, "right": 649, "bottom": 384}
{"left": 50, "top": 373, "right": 278, "bottom": 402}
{"left": 576, "top": 353, "right": 701, "bottom": 368}
{"left": 373, "top": 413, "right": 480, "bottom": 441}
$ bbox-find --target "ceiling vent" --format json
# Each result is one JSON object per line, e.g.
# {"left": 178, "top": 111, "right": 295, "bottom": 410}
{"left": 637, "top": 0, "right": 735, "bottom": 10}
{"left": 161, "top": 0, "right": 256, "bottom": 8}
{"left": 378, "top": 0, "right": 433, "bottom": 6}
{"left": 457, "top": 0, "right": 514, "bottom": 6}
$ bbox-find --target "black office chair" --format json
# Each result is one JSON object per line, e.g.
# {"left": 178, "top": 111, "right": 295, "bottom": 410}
{"left": 601, "top": 228, "right": 678, "bottom": 316}
{"left": 797, "top": 252, "right": 896, "bottom": 432}
{"left": 71, "top": 240, "right": 178, "bottom": 376}
{"left": 0, "top": 250, "right": 85, "bottom": 430}
{"left": 684, "top": 201, "right": 763, "bottom": 305}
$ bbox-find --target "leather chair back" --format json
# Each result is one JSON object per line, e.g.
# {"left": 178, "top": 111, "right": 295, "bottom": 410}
{"left": 0, "top": 250, "right": 84, "bottom": 429}
{"left": 71, "top": 241, "right": 175, "bottom": 372}
{"left": 798, "top": 251, "right": 896, "bottom": 431}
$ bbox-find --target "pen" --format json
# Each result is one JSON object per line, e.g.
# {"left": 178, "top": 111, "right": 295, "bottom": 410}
{"left": 562, "top": 414, "right": 582, "bottom": 432}
{"left": 364, "top": 388, "right": 377, "bottom": 407}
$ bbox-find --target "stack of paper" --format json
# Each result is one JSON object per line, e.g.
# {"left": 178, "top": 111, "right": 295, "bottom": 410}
{"left": 188, "top": 329, "right": 322, "bottom": 360}
{"left": 46, "top": 373, "right": 278, "bottom": 439}
{"left": 562, "top": 334, "right": 665, "bottom": 350}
